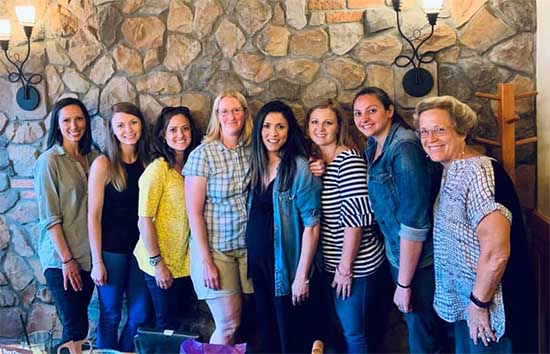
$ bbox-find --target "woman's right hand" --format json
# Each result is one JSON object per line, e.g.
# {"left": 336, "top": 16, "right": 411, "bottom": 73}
{"left": 309, "top": 157, "right": 325, "bottom": 177}
{"left": 91, "top": 262, "right": 107, "bottom": 286}
{"left": 62, "top": 259, "right": 83, "bottom": 291}
{"left": 203, "top": 258, "right": 220, "bottom": 290}
{"left": 155, "top": 262, "right": 174, "bottom": 290}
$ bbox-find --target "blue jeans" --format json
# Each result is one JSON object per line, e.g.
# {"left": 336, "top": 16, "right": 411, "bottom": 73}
{"left": 44, "top": 268, "right": 94, "bottom": 343}
{"left": 390, "top": 265, "right": 444, "bottom": 354}
{"left": 144, "top": 274, "right": 193, "bottom": 330}
{"left": 96, "top": 252, "right": 151, "bottom": 352}
{"left": 332, "top": 268, "right": 384, "bottom": 353}
{"left": 454, "top": 320, "right": 512, "bottom": 353}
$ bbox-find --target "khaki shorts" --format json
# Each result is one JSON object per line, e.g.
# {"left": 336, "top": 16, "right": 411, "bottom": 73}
{"left": 190, "top": 239, "right": 254, "bottom": 300}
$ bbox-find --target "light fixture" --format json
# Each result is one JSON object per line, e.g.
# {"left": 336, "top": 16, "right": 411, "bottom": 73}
{"left": 0, "top": 6, "right": 43, "bottom": 111}
{"left": 392, "top": 0, "right": 442, "bottom": 97}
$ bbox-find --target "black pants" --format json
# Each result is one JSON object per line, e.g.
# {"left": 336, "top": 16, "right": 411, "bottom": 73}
{"left": 252, "top": 272, "right": 319, "bottom": 354}
{"left": 44, "top": 268, "right": 94, "bottom": 343}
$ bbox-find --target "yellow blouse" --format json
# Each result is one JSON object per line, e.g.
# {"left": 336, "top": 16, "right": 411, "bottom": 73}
{"left": 134, "top": 158, "right": 190, "bottom": 277}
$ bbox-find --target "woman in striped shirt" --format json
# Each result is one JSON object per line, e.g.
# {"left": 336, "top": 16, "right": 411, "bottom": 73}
{"left": 306, "top": 100, "right": 386, "bottom": 353}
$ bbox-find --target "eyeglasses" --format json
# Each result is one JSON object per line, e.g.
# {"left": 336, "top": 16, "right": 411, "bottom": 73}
{"left": 218, "top": 107, "right": 245, "bottom": 117}
{"left": 416, "top": 126, "right": 450, "bottom": 138}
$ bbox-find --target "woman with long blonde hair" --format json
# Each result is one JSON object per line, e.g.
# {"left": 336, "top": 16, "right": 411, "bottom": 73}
{"left": 183, "top": 90, "right": 254, "bottom": 345}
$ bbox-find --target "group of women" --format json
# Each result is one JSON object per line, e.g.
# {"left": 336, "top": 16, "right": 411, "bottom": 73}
{"left": 34, "top": 86, "right": 536, "bottom": 354}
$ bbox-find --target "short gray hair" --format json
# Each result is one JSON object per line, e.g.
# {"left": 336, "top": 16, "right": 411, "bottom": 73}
{"left": 414, "top": 96, "right": 478, "bottom": 136}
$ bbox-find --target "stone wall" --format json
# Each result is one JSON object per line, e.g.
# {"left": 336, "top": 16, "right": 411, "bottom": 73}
{"left": 0, "top": 0, "right": 537, "bottom": 339}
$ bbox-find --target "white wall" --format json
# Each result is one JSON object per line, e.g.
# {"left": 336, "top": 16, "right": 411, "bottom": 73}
{"left": 537, "top": 0, "right": 550, "bottom": 216}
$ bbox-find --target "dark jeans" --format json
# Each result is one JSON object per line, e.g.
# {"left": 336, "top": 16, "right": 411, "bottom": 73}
{"left": 252, "top": 271, "right": 320, "bottom": 354}
{"left": 390, "top": 264, "right": 445, "bottom": 354}
{"left": 96, "top": 252, "right": 151, "bottom": 352}
{"left": 44, "top": 268, "right": 94, "bottom": 343}
{"left": 332, "top": 267, "right": 385, "bottom": 353}
{"left": 454, "top": 320, "right": 512, "bottom": 353}
{"left": 144, "top": 274, "right": 193, "bottom": 331}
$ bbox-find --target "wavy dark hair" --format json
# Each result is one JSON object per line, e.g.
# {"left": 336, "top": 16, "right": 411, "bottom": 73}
{"left": 352, "top": 86, "right": 412, "bottom": 130}
{"left": 106, "top": 102, "right": 151, "bottom": 191}
{"left": 152, "top": 106, "right": 200, "bottom": 169}
{"left": 251, "top": 100, "right": 307, "bottom": 192}
{"left": 47, "top": 97, "right": 94, "bottom": 154}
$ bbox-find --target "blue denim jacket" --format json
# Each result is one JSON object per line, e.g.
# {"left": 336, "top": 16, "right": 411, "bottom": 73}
{"left": 365, "top": 122, "right": 434, "bottom": 269}
{"left": 248, "top": 156, "right": 322, "bottom": 296}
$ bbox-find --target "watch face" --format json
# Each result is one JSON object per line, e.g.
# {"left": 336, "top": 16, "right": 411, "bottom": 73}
{"left": 149, "top": 258, "right": 159, "bottom": 267}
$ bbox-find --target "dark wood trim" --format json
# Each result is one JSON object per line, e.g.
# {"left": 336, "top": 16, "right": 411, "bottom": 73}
{"left": 528, "top": 210, "right": 549, "bottom": 354}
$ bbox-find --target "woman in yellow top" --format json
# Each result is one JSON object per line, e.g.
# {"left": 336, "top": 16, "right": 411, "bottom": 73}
{"left": 134, "top": 106, "right": 200, "bottom": 330}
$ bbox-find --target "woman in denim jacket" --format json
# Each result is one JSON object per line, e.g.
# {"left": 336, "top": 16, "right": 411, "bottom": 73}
{"left": 246, "top": 100, "right": 322, "bottom": 353}
{"left": 353, "top": 87, "right": 444, "bottom": 353}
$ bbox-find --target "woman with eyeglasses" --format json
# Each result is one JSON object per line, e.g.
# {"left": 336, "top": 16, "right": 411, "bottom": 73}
{"left": 34, "top": 97, "right": 99, "bottom": 344}
{"left": 352, "top": 87, "right": 444, "bottom": 353}
{"left": 133, "top": 106, "right": 200, "bottom": 330}
{"left": 414, "top": 96, "right": 536, "bottom": 353}
{"left": 183, "top": 90, "right": 254, "bottom": 345}
{"left": 247, "top": 100, "right": 321, "bottom": 353}
{"left": 88, "top": 103, "right": 151, "bottom": 351}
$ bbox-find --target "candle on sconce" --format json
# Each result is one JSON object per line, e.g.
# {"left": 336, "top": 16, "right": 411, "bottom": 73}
{"left": 15, "top": 6, "right": 36, "bottom": 27}
{"left": 422, "top": 0, "right": 443, "bottom": 14}
{"left": 0, "top": 19, "right": 11, "bottom": 41}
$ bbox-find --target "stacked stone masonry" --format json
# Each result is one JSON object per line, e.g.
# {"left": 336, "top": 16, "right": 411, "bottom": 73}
{"left": 0, "top": 0, "right": 537, "bottom": 340}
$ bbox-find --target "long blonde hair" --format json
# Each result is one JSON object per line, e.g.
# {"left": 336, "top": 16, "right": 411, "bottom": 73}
{"left": 203, "top": 90, "right": 253, "bottom": 146}
{"left": 105, "top": 102, "right": 150, "bottom": 191}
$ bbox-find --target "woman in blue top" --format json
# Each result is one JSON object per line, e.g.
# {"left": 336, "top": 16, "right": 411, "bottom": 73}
{"left": 352, "top": 87, "right": 444, "bottom": 353}
{"left": 246, "top": 100, "right": 322, "bottom": 353}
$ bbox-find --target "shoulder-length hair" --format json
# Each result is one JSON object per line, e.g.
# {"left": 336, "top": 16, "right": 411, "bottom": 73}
{"left": 352, "top": 86, "right": 412, "bottom": 130}
{"left": 203, "top": 90, "right": 253, "bottom": 146}
{"left": 152, "top": 106, "right": 200, "bottom": 169}
{"left": 251, "top": 100, "right": 307, "bottom": 192}
{"left": 105, "top": 102, "right": 151, "bottom": 191}
{"left": 413, "top": 95, "right": 478, "bottom": 136}
{"left": 47, "top": 97, "right": 93, "bottom": 154}
{"left": 304, "top": 99, "right": 357, "bottom": 150}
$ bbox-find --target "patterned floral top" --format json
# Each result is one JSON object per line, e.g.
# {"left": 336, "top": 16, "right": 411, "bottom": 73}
{"left": 432, "top": 156, "right": 511, "bottom": 339}
{"left": 134, "top": 158, "right": 190, "bottom": 278}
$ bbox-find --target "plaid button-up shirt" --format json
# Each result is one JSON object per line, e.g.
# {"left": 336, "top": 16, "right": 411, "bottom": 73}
{"left": 183, "top": 140, "right": 251, "bottom": 251}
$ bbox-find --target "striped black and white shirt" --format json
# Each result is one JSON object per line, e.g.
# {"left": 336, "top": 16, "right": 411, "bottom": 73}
{"left": 320, "top": 149, "right": 385, "bottom": 277}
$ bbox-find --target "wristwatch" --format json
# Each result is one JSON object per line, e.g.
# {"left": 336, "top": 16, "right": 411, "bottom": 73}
{"left": 149, "top": 254, "right": 162, "bottom": 267}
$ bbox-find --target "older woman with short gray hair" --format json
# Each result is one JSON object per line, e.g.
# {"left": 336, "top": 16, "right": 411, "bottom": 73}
{"left": 414, "top": 95, "right": 536, "bottom": 353}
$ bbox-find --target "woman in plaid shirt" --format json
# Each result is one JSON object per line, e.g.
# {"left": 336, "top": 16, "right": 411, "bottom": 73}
{"left": 183, "top": 90, "right": 254, "bottom": 345}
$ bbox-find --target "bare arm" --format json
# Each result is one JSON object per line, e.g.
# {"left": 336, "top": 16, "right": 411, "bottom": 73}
{"left": 185, "top": 176, "right": 220, "bottom": 289}
{"left": 467, "top": 211, "right": 511, "bottom": 346}
{"left": 87, "top": 156, "right": 108, "bottom": 286}
{"left": 292, "top": 223, "right": 320, "bottom": 305}
{"left": 332, "top": 226, "right": 362, "bottom": 299}
{"left": 138, "top": 216, "right": 174, "bottom": 289}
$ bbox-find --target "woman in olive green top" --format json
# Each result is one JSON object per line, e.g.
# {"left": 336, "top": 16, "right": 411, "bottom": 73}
{"left": 34, "top": 98, "right": 98, "bottom": 344}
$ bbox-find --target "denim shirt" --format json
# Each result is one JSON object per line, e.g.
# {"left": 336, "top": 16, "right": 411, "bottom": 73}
{"left": 248, "top": 156, "right": 322, "bottom": 297}
{"left": 365, "top": 122, "right": 435, "bottom": 269}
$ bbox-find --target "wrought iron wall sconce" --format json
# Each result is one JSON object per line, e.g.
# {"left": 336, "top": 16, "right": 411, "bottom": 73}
{"left": 392, "top": 0, "right": 442, "bottom": 97}
{"left": 0, "top": 6, "right": 43, "bottom": 111}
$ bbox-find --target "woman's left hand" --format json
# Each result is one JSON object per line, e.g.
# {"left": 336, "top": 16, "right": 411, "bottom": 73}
{"left": 466, "top": 302, "right": 497, "bottom": 347}
{"left": 332, "top": 273, "right": 352, "bottom": 300}
{"left": 291, "top": 277, "right": 310, "bottom": 306}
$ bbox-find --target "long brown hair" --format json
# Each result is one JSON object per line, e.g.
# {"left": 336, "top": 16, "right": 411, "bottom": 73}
{"left": 106, "top": 102, "right": 150, "bottom": 191}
